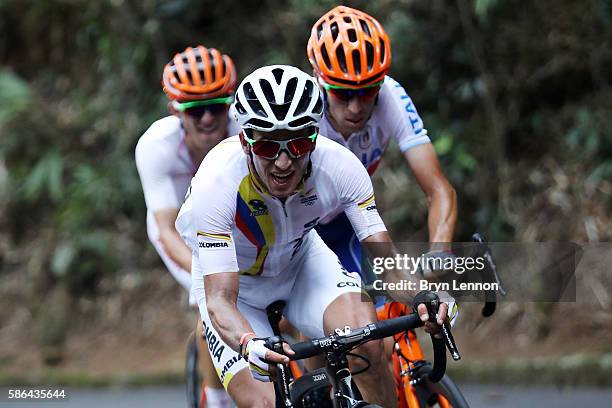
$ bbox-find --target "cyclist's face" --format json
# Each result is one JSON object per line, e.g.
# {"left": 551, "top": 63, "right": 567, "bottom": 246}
{"left": 247, "top": 128, "right": 312, "bottom": 199}
{"left": 180, "top": 106, "right": 229, "bottom": 163}
{"left": 324, "top": 86, "right": 378, "bottom": 137}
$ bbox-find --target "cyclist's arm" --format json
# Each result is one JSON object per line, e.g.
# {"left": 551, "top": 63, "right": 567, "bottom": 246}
{"left": 203, "top": 272, "right": 293, "bottom": 363}
{"left": 204, "top": 272, "right": 254, "bottom": 351}
{"left": 153, "top": 208, "right": 192, "bottom": 272}
{"left": 403, "top": 144, "right": 457, "bottom": 245}
{"left": 381, "top": 78, "right": 457, "bottom": 244}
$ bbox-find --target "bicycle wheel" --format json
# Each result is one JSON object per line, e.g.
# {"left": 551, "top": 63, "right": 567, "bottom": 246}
{"left": 411, "top": 366, "right": 470, "bottom": 408}
{"left": 185, "top": 332, "right": 202, "bottom": 408}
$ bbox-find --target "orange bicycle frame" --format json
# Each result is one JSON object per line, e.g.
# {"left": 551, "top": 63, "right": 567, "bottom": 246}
{"left": 378, "top": 302, "right": 451, "bottom": 408}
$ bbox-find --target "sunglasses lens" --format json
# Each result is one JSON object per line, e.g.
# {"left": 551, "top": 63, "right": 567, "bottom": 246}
{"left": 287, "top": 137, "right": 315, "bottom": 157}
{"left": 360, "top": 87, "right": 380, "bottom": 100}
{"left": 184, "top": 103, "right": 227, "bottom": 118}
{"left": 207, "top": 103, "right": 228, "bottom": 115}
{"left": 328, "top": 85, "right": 380, "bottom": 101}
{"left": 328, "top": 88, "right": 352, "bottom": 101}
{"left": 252, "top": 140, "right": 281, "bottom": 159}
{"left": 184, "top": 105, "right": 207, "bottom": 117}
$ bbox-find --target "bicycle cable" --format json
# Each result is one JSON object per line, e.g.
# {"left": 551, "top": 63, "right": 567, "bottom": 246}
{"left": 345, "top": 352, "right": 370, "bottom": 376}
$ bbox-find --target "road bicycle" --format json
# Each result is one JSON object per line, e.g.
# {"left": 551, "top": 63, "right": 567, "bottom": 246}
{"left": 265, "top": 291, "right": 462, "bottom": 408}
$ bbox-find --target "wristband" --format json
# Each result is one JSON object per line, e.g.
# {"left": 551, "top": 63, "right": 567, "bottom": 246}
{"left": 239, "top": 332, "right": 255, "bottom": 357}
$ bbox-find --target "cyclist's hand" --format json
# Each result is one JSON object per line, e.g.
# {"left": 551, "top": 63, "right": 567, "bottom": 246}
{"left": 415, "top": 291, "right": 459, "bottom": 338}
{"left": 244, "top": 338, "right": 294, "bottom": 382}
{"left": 417, "top": 302, "right": 446, "bottom": 338}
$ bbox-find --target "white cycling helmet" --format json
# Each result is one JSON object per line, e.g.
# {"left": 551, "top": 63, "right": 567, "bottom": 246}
{"left": 233, "top": 65, "right": 323, "bottom": 131}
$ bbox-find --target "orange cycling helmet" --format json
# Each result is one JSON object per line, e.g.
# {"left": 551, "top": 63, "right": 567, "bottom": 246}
{"left": 307, "top": 6, "right": 391, "bottom": 88}
{"left": 162, "top": 45, "right": 237, "bottom": 101}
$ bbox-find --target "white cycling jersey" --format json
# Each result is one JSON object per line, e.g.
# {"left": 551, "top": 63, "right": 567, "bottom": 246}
{"left": 135, "top": 113, "right": 240, "bottom": 295}
{"left": 176, "top": 135, "right": 386, "bottom": 277}
{"left": 319, "top": 76, "right": 431, "bottom": 175}
{"left": 176, "top": 135, "right": 386, "bottom": 388}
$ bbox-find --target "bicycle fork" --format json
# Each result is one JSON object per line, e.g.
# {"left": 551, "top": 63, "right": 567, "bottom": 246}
{"left": 325, "top": 352, "right": 362, "bottom": 408}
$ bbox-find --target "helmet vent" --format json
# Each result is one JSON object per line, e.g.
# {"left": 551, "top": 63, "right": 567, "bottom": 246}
{"left": 359, "top": 19, "right": 371, "bottom": 37}
{"left": 344, "top": 16, "right": 352, "bottom": 23}
{"left": 321, "top": 46, "right": 332, "bottom": 71}
{"left": 272, "top": 68, "right": 284, "bottom": 85}
{"left": 366, "top": 41, "right": 375, "bottom": 70}
{"left": 235, "top": 100, "right": 246, "bottom": 114}
{"left": 288, "top": 117, "right": 314, "bottom": 128}
{"left": 294, "top": 81, "right": 313, "bottom": 115}
{"left": 379, "top": 41, "right": 386, "bottom": 64}
{"left": 335, "top": 46, "right": 347, "bottom": 72}
{"left": 259, "top": 79, "right": 275, "bottom": 101}
{"left": 284, "top": 77, "right": 298, "bottom": 104}
{"left": 185, "top": 69, "right": 195, "bottom": 85}
{"left": 352, "top": 50, "right": 361, "bottom": 75}
{"left": 246, "top": 118, "right": 274, "bottom": 129}
{"left": 244, "top": 82, "right": 257, "bottom": 99}
{"left": 330, "top": 22, "right": 339, "bottom": 41}
{"left": 316, "top": 23, "right": 324, "bottom": 40}
{"left": 219, "top": 57, "right": 226, "bottom": 78}
{"left": 348, "top": 29, "right": 357, "bottom": 43}
{"left": 272, "top": 68, "right": 283, "bottom": 85}
{"left": 271, "top": 104, "right": 288, "bottom": 121}
{"left": 244, "top": 82, "right": 268, "bottom": 118}
{"left": 313, "top": 96, "right": 323, "bottom": 115}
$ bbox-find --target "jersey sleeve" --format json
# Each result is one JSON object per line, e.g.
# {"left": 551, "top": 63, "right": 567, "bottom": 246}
{"left": 135, "top": 132, "right": 180, "bottom": 212}
{"left": 334, "top": 149, "right": 387, "bottom": 241}
{"left": 190, "top": 170, "right": 239, "bottom": 275}
{"left": 380, "top": 77, "right": 431, "bottom": 153}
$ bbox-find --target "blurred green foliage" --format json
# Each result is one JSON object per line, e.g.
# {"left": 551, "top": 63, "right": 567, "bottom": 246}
{"left": 0, "top": 0, "right": 610, "bottom": 299}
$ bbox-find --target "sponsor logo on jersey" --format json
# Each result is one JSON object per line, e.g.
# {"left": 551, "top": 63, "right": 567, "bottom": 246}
{"left": 220, "top": 354, "right": 241, "bottom": 385}
{"left": 197, "top": 231, "right": 232, "bottom": 249}
{"left": 248, "top": 199, "right": 268, "bottom": 216}
{"left": 357, "top": 194, "right": 376, "bottom": 210}
{"left": 359, "top": 131, "right": 372, "bottom": 149}
{"left": 299, "top": 194, "right": 318, "bottom": 206}
{"left": 199, "top": 241, "right": 229, "bottom": 248}
{"left": 203, "top": 320, "right": 226, "bottom": 363}
{"left": 337, "top": 281, "right": 360, "bottom": 288}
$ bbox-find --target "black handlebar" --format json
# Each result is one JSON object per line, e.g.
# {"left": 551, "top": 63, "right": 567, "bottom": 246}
{"left": 290, "top": 314, "right": 422, "bottom": 360}
{"left": 284, "top": 312, "right": 451, "bottom": 383}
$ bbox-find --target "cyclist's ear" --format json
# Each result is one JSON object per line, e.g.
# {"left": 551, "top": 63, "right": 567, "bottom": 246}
{"left": 168, "top": 101, "right": 180, "bottom": 117}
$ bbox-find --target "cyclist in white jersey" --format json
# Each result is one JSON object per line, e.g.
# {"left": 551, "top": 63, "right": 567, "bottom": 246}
{"left": 176, "top": 65, "right": 452, "bottom": 408}
{"left": 135, "top": 45, "right": 239, "bottom": 408}
{"left": 307, "top": 6, "right": 458, "bottom": 286}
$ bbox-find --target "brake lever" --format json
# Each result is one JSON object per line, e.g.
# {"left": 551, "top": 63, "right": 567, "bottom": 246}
{"left": 472, "top": 233, "right": 506, "bottom": 296}
{"left": 265, "top": 336, "right": 293, "bottom": 407}
{"left": 472, "top": 233, "right": 506, "bottom": 317}
{"left": 414, "top": 292, "right": 461, "bottom": 361}
{"left": 441, "top": 321, "right": 461, "bottom": 361}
